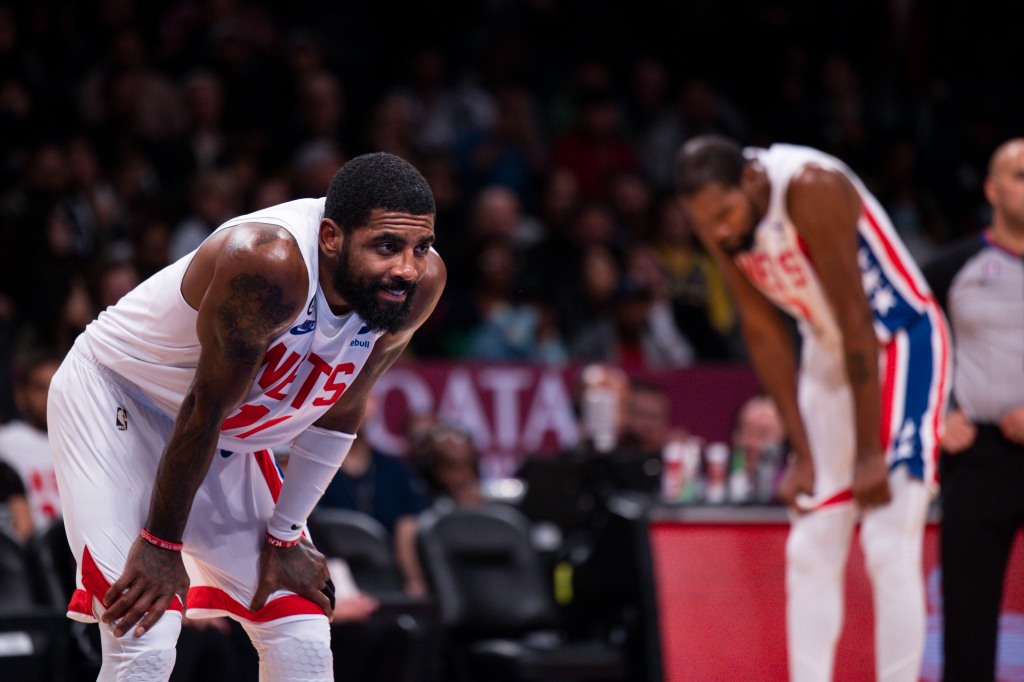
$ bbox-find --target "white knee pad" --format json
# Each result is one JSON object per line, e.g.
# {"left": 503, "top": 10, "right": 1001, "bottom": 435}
{"left": 242, "top": 615, "right": 333, "bottom": 682}
{"left": 96, "top": 610, "right": 181, "bottom": 682}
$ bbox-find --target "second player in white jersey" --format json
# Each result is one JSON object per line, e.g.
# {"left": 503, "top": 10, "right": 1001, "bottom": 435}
{"left": 676, "top": 136, "right": 949, "bottom": 682}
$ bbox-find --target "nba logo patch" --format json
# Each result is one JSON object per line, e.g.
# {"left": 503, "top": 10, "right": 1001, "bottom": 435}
{"left": 116, "top": 406, "right": 128, "bottom": 431}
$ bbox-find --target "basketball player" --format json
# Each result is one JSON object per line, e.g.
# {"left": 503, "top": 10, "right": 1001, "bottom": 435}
{"left": 674, "top": 136, "right": 949, "bottom": 682}
{"left": 47, "top": 152, "right": 445, "bottom": 681}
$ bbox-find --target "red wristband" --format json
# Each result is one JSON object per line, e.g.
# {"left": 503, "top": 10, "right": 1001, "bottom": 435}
{"left": 266, "top": 532, "right": 300, "bottom": 549}
{"left": 140, "top": 529, "right": 183, "bottom": 552}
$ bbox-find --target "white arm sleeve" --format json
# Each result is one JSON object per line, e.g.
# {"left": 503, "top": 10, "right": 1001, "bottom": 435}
{"left": 266, "top": 426, "right": 355, "bottom": 542}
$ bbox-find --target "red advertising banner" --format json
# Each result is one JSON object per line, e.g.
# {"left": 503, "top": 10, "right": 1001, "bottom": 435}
{"left": 650, "top": 520, "right": 1024, "bottom": 681}
{"left": 362, "top": 361, "right": 761, "bottom": 478}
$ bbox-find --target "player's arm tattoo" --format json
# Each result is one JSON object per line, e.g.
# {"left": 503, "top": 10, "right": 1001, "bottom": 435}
{"left": 277, "top": 545, "right": 325, "bottom": 587}
{"left": 147, "top": 390, "right": 225, "bottom": 539}
{"left": 847, "top": 350, "right": 871, "bottom": 384}
{"left": 140, "top": 544, "right": 186, "bottom": 583}
{"left": 217, "top": 272, "right": 298, "bottom": 364}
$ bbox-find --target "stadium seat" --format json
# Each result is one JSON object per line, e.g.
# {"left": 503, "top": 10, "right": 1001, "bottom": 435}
{"left": 416, "top": 504, "right": 631, "bottom": 682}
{"left": 0, "top": 527, "right": 69, "bottom": 681}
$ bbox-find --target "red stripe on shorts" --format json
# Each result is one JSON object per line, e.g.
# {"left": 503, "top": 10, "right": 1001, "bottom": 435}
{"left": 70, "top": 545, "right": 184, "bottom": 617}
{"left": 187, "top": 586, "right": 324, "bottom": 622}
{"left": 804, "top": 488, "right": 855, "bottom": 512}
{"left": 254, "top": 449, "right": 283, "bottom": 502}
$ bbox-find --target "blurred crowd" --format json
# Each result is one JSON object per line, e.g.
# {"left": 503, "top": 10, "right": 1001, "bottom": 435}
{"left": 0, "top": 0, "right": 1018, "bottom": 422}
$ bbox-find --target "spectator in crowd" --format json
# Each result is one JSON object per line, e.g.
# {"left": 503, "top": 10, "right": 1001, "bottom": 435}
{"left": 387, "top": 46, "right": 494, "bottom": 158}
{"left": 93, "top": 256, "right": 140, "bottom": 310}
{"left": 646, "top": 196, "right": 740, "bottom": 360}
{"left": 440, "top": 236, "right": 567, "bottom": 362}
{"left": 0, "top": 458, "right": 33, "bottom": 542}
{"left": 620, "top": 377, "right": 687, "bottom": 457}
{"left": 169, "top": 171, "right": 239, "bottom": 260}
{"left": 608, "top": 169, "right": 656, "bottom": 239}
{"left": 0, "top": 351, "right": 63, "bottom": 528}
{"left": 635, "top": 77, "right": 748, "bottom": 192}
{"left": 618, "top": 378, "right": 691, "bottom": 496}
{"left": 569, "top": 274, "right": 693, "bottom": 371}
{"left": 552, "top": 87, "right": 638, "bottom": 200}
{"left": 727, "top": 394, "right": 787, "bottom": 504}
{"left": 541, "top": 202, "right": 623, "bottom": 343}
{"left": 453, "top": 84, "right": 548, "bottom": 202}
{"left": 179, "top": 70, "right": 229, "bottom": 176}
{"left": 516, "top": 363, "right": 632, "bottom": 534}
{"left": 415, "top": 423, "right": 487, "bottom": 509}
{"left": 625, "top": 56, "right": 678, "bottom": 190}
{"left": 131, "top": 215, "right": 173, "bottom": 280}
{"left": 364, "top": 92, "right": 419, "bottom": 162}
{"left": 62, "top": 135, "right": 122, "bottom": 252}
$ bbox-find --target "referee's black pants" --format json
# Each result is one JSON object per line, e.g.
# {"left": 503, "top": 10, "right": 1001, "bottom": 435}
{"left": 940, "top": 424, "right": 1024, "bottom": 682}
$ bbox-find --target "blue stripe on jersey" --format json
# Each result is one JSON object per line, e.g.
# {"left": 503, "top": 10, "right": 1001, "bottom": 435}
{"left": 887, "top": 314, "right": 938, "bottom": 480}
{"left": 857, "top": 235, "right": 925, "bottom": 335}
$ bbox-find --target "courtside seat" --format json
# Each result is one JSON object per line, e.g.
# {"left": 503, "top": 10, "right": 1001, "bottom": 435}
{"left": 416, "top": 504, "right": 631, "bottom": 682}
{"left": 307, "top": 507, "right": 442, "bottom": 682}
{"left": 307, "top": 507, "right": 407, "bottom": 598}
{"left": 0, "top": 527, "right": 69, "bottom": 681}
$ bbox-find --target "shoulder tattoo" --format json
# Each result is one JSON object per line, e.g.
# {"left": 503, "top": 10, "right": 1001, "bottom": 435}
{"left": 218, "top": 272, "right": 298, "bottom": 363}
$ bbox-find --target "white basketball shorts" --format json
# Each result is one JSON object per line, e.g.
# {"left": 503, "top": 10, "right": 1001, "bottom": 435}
{"left": 48, "top": 338, "right": 324, "bottom": 626}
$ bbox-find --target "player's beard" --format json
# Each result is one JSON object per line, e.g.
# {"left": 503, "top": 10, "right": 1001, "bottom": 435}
{"left": 333, "top": 242, "right": 417, "bottom": 333}
{"left": 722, "top": 200, "right": 759, "bottom": 257}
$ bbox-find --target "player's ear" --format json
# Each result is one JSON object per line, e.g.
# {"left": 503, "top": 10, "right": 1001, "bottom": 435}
{"left": 319, "top": 219, "right": 344, "bottom": 258}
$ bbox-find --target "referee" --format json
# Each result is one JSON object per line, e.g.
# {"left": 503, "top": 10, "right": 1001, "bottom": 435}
{"left": 923, "top": 138, "right": 1024, "bottom": 682}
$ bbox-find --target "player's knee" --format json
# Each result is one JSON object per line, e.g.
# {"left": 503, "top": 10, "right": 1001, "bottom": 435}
{"left": 99, "top": 611, "right": 181, "bottom": 680}
{"left": 251, "top": 616, "right": 333, "bottom": 680}
{"left": 860, "top": 524, "right": 919, "bottom": 581}
{"left": 786, "top": 517, "right": 849, "bottom": 577}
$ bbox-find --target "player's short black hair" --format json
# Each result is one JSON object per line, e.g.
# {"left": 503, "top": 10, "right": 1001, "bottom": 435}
{"left": 324, "top": 152, "right": 435, "bottom": 232}
{"left": 674, "top": 134, "right": 745, "bottom": 196}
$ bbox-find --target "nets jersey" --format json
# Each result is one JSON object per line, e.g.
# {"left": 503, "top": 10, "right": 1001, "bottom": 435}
{"left": 735, "top": 144, "right": 937, "bottom": 353}
{"left": 83, "top": 198, "right": 383, "bottom": 451}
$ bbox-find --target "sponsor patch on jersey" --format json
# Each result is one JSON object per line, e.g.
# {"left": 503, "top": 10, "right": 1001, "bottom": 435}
{"left": 290, "top": 320, "right": 316, "bottom": 335}
{"left": 350, "top": 338, "right": 371, "bottom": 348}
{"left": 116, "top": 406, "right": 128, "bottom": 431}
{"left": 357, "top": 325, "right": 371, "bottom": 335}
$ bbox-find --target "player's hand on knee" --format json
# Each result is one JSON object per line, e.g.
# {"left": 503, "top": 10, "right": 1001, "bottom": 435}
{"left": 776, "top": 456, "right": 815, "bottom": 508}
{"left": 250, "top": 538, "right": 333, "bottom": 621}
{"left": 851, "top": 452, "right": 891, "bottom": 508}
{"left": 102, "top": 537, "right": 190, "bottom": 638}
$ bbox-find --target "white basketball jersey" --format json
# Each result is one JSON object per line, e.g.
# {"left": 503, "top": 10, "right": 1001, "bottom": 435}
{"left": 83, "top": 198, "right": 383, "bottom": 451}
{"left": 735, "top": 144, "right": 935, "bottom": 355}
